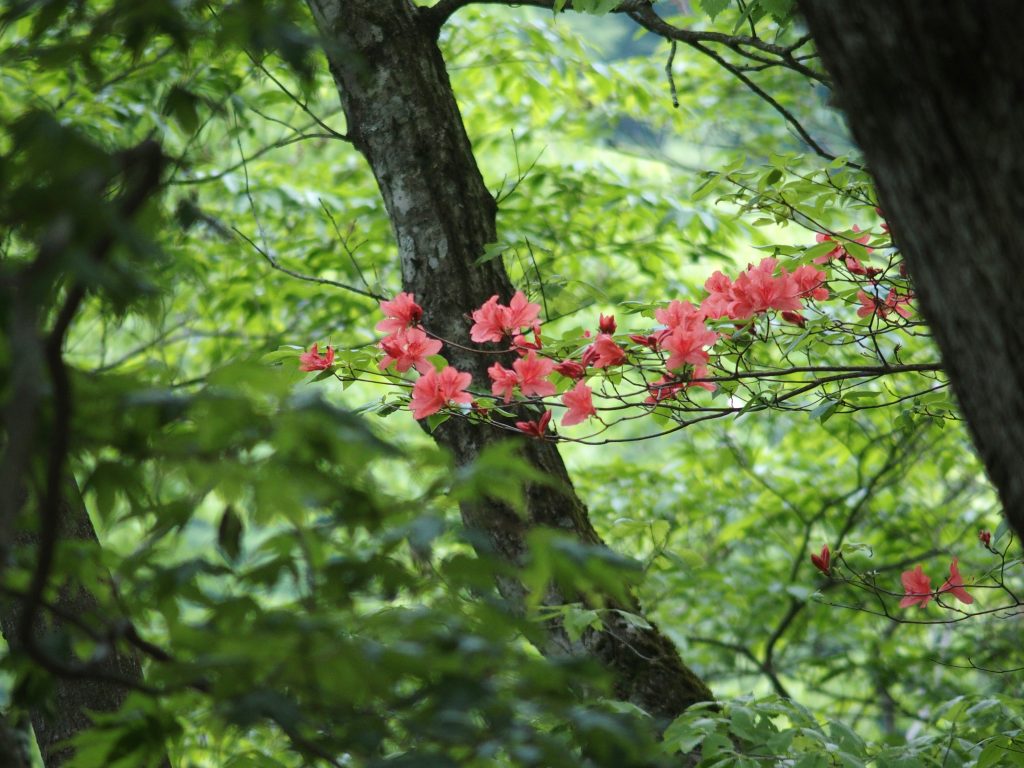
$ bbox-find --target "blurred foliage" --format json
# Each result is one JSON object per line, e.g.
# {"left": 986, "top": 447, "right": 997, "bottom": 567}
{"left": 0, "top": 0, "right": 1021, "bottom": 767}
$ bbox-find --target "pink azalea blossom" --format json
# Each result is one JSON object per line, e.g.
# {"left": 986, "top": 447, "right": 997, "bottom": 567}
{"left": 561, "top": 381, "right": 596, "bottom": 426}
{"left": 662, "top": 323, "right": 718, "bottom": 371}
{"left": 376, "top": 292, "right": 423, "bottom": 335}
{"left": 513, "top": 351, "right": 556, "bottom": 399}
{"left": 299, "top": 344, "right": 335, "bottom": 372}
{"left": 644, "top": 367, "right": 714, "bottom": 403}
{"left": 899, "top": 565, "right": 933, "bottom": 609}
{"left": 488, "top": 362, "right": 519, "bottom": 403}
{"left": 857, "top": 289, "right": 914, "bottom": 320}
{"left": 598, "top": 314, "right": 617, "bottom": 334}
{"left": 727, "top": 260, "right": 803, "bottom": 319}
{"left": 516, "top": 409, "right": 552, "bottom": 438}
{"left": 645, "top": 376, "right": 685, "bottom": 404}
{"left": 589, "top": 334, "right": 627, "bottom": 368}
{"left": 655, "top": 299, "right": 704, "bottom": 331}
{"left": 512, "top": 322, "right": 543, "bottom": 354}
{"left": 813, "top": 227, "right": 872, "bottom": 266}
{"left": 378, "top": 328, "right": 442, "bottom": 374}
{"left": 470, "top": 291, "right": 542, "bottom": 343}
{"left": 470, "top": 295, "right": 510, "bottom": 343}
{"left": 792, "top": 265, "right": 829, "bottom": 301}
{"left": 409, "top": 366, "right": 473, "bottom": 420}
{"left": 506, "top": 290, "right": 541, "bottom": 331}
{"left": 700, "top": 272, "right": 734, "bottom": 319}
{"left": 938, "top": 557, "right": 974, "bottom": 604}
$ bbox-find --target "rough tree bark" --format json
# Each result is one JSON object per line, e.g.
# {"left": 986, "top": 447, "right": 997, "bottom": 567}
{"left": 305, "top": 0, "right": 713, "bottom": 719}
{"left": 799, "top": 2, "right": 1024, "bottom": 543}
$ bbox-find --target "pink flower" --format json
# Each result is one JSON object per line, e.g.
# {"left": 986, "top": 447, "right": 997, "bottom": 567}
{"left": 644, "top": 367, "right": 714, "bottom": 403}
{"left": 662, "top": 323, "right": 718, "bottom": 371}
{"left": 938, "top": 557, "right": 974, "bottom": 605}
{"left": 979, "top": 529, "right": 992, "bottom": 547}
{"left": 378, "top": 328, "right": 442, "bottom": 374}
{"left": 506, "top": 290, "right": 541, "bottom": 330}
{"left": 589, "top": 334, "right": 627, "bottom": 368}
{"left": 655, "top": 300, "right": 704, "bottom": 331}
{"left": 470, "top": 295, "right": 510, "bottom": 343}
{"left": 645, "top": 376, "right": 685, "bottom": 404}
{"left": 513, "top": 351, "right": 556, "bottom": 399}
{"left": 792, "top": 265, "right": 829, "bottom": 301}
{"left": 488, "top": 362, "right": 519, "bottom": 403}
{"left": 857, "top": 289, "right": 914, "bottom": 320}
{"left": 554, "top": 360, "right": 586, "bottom": 380}
{"left": 512, "top": 322, "right": 543, "bottom": 354}
{"left": 727, "top": 260, "right": 803, "bottom": 319}
{"left": 299, "top": 344, "right": 335, "bottom": 372}
{"left": 470, "top": 291, "right": 542, "bottom": 343}
{"left": 810, "top": 544, "right": 830, "bottom": 575}
{"left": 561, "top": 381, "right": 596, "bottom": 426}
{"left": 813, "top": 227, "right": 872, "bottom": 269}
{"left": 598, "top": 314, "right": 617, "bottom": 334}
{"left": 409, "top": 366, "right": 474, "bottom": 420}
{"left": 899, "top": 565, "right": 933, "bottom": 609}
{"left": 515, "top": 409, "right": 552, "bottom": 438}
{"left": 700, "top": 272, "right": 734, "bottom": 319}
{"left": 376, "top": 292, "right": 423, "bottom": 335}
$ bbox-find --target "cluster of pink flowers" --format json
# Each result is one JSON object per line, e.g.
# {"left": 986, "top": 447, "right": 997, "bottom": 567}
{"left": 811, "top": 545, "right": 975, "bottom": 609}
{"left": 470, "top": 291, "right": 540, "bottom": 343}
{"left": 856, "top": 288, "right": 914, "bottom": 320}
{"left": 300, "top": 221, "right": 916, "bottom": 435}
{"left": 899, "top": 558, "right": 974, "bottom": 608}
{"left": 814, "top": 227, "right": 876, "bottom": 276}
{"left": 701, "top": 257, "right": 828, "bottom": 326}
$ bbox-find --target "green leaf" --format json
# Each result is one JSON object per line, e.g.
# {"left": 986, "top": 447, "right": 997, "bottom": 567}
{"left": 218, "top": 505, "right": 244, "bottom": 562}
{"left": 698, "top": 0, "right": 732, "bottom": 21}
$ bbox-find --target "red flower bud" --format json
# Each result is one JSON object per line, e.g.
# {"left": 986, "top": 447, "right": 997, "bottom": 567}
{"left": 781, "top": 311, "right": 806, "bottom": 328}
{"left": 979, "top": 529, "right": 992, "bottom": 547}
{"left": 598, "top": 314, "right": 617, "bottom": 335}
{"left": 515, "top": 409, "right": 552, "bottom": 438}
{"left": 554, "top": 360, "right": 586, "bottom": 380}
{"left": 810, "top": 544, "right": 831, "bottom": 575}
{"left": 629, "top": 334, "right": 660, "bottom": 349}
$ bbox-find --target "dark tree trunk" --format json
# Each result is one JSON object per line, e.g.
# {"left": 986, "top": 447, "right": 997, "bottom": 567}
{"left": 0, "top": 488, "right": 162, "bottom": 768}
{"left": 0, "top": 711, "right": 33, "bottom": 768}
{"left": 305, "top": 0, "right": 713, "bottom": 719}
{"left": 800, "top": 1, "right": 1024, "bottom": 542}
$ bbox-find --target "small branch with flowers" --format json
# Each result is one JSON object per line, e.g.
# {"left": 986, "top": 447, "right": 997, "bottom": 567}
{"left": 296, "top": 212, "right": 946, "bottom": 442}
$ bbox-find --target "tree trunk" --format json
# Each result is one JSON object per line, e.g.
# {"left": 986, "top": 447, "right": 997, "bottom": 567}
{"left": 0, "top": 488, "right": 164, "bottom": 768}
{"left": 0, "top": 711, "right": 33, "bottom": 768}
{"left": 305, "top": 0, "right": 713, "bottom": 719}
{"left": 800, "top": 1, "right": 1024, "bottom": 542}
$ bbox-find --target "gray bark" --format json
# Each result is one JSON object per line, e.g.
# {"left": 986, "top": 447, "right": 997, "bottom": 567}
{"left": 306, "top": 0, "right": 714, "bottom": 719}
{"left": 799, "top": 1, "right": 1024, "bottom": 543}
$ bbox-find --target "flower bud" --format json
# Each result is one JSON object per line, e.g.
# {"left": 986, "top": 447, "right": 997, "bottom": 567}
{"left": 598, "top": 314, "right": 617, "bottom": 335}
